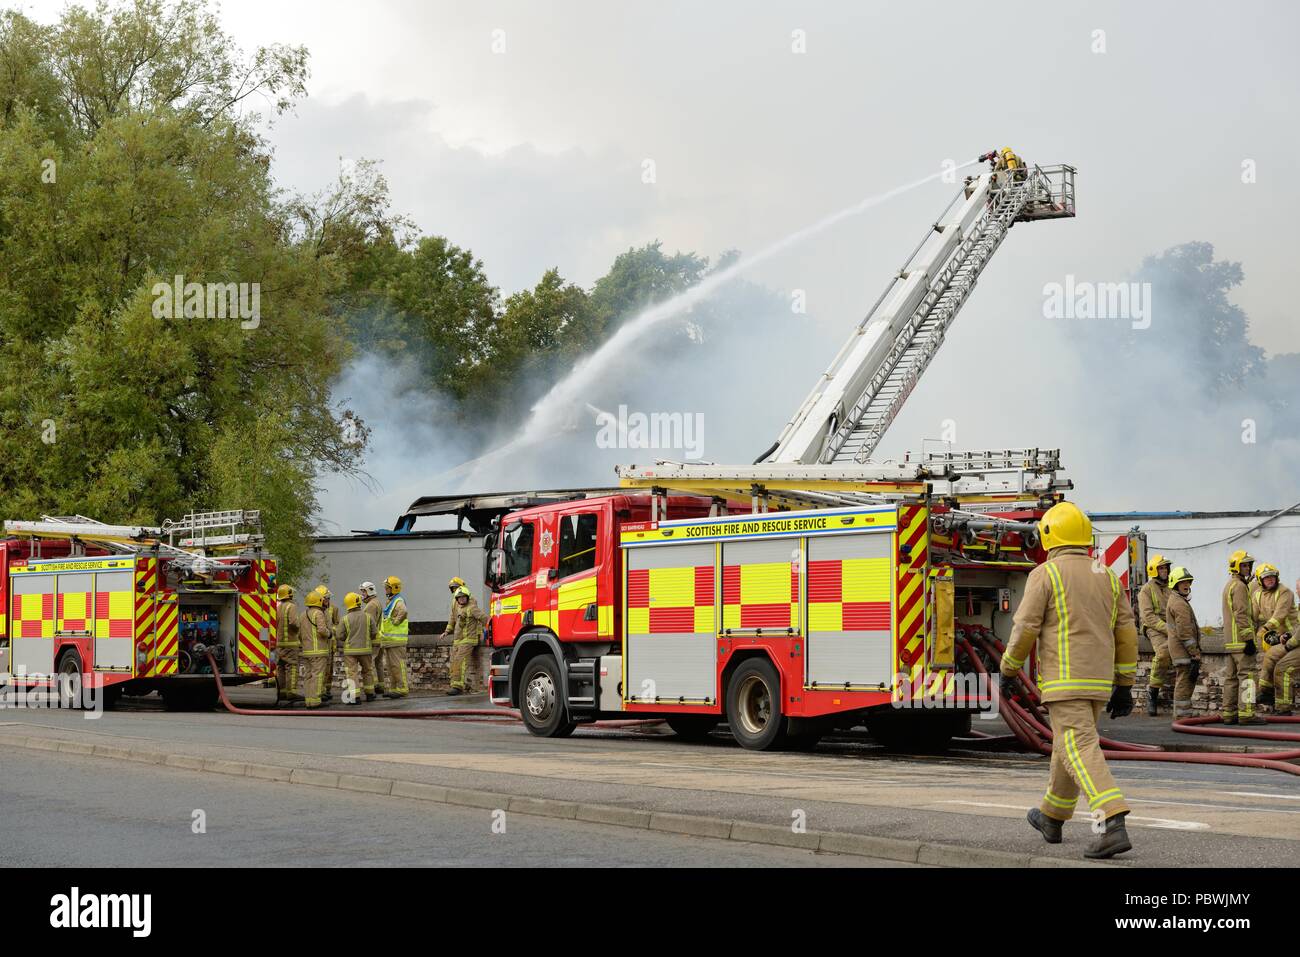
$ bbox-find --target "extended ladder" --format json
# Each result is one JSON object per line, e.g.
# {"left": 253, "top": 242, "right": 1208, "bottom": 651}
{"left": 768, "top": 162, "right": 1075, "bottom": 466}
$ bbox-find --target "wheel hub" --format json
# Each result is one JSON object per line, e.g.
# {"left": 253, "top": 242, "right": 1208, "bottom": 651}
{"left": 737, "top": 674, "right": 771, "bottom": 735}
{"left": 524, "top": 672, "right": 555, "bottom": 721}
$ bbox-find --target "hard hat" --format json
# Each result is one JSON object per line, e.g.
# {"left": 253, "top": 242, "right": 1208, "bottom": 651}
{"left": 314, "top": 584, "right": 332, "bottom": 599}
{"left": 360, "top": 581, "right": 377, "bottom": 598}
{"left": 1147, "top": 554, "right": 1171, "bottom": 578}
{"left": 385, "top": 575, "right": 402, "bottom": 592}
{"left": 1257, "top": 562, "right": 1280, "bottom": 587}
{"left": 344, "top": 591, "right": 361, "bottom": 610}
{"left": 277, "top": 584, "right": 294, "bottom": 600}
{"left": 454, "top": 586, "right": 471, "bottom": 600}
{"left": 1038, "top": 502, "right": 1092, "bottom": 551}
{"left": 1169, "top": 566, "right": 1194, "bottom": 590}
{"left": 1228, "top": 549, "right": 1255, "bottom": 576}
{"left": 448, "top": 576, "right": 466, "bottom": 590}
{"left": 305, "top": 590, "right": 323, "bottom": 608}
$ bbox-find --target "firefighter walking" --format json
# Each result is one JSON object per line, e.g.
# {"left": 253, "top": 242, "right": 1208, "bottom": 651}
{"left": 1221, "top": 550, "right": 1264, "bottom": 725}
{"left": 1000, "top": 502, "right": 1138, "bottom": 859}
{"left": 379, "top": 576, "right": 410, "bottom": 698}
{"left": 361, "top": 581, "right": 385, "bottom": 694}
{"left": 301, "top": 589, "right": 331, "bottom": 709}
{"left": 340, "top": 591, "right": 377, "bottom": 703}
{"left": 1138, "top": 554, "right": 1172, "bottom": 716}
{"left": 274, "top": 584, "right": 303, "bottom": 705}
{"left": 448, "top": 586, "right": 486, "bottom": 695}
{"left": 1165, "top": 567, "right": 1202, "bottom": 719}
{"left": 1253, "top": 563, "right": 1297, "bottom": 710}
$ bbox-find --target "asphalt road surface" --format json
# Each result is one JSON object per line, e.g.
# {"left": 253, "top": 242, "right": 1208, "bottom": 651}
{"left": 1, "top": 687, "right": 1296, "bottom": 867}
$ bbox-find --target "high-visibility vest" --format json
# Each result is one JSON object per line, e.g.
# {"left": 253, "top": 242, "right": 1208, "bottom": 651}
{"left": 380, "top": 595, "right": 409, "bottom": 647}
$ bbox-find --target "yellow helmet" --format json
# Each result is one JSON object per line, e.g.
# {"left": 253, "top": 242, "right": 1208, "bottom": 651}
{"left": 448, "top": 576, "right": 466, "bottom": 591}
{"left": 454, "top": 586, "right": 472, "bottom": 600}
{"left": 1169, "top": 566, "right": 1194, "bottom": 590}
{"left": 1228, "top": 549, "right": 1255, "bottom": 576}
{"left": 277, "top": 584, "right": 294, "bottom": 600}
{"left": 1147, "top": 554, "right": 1171, "bottom": 579}
{"left": 344, "top": 591, "right": 361, "bottom": 610}
{"left": 305, "top": 590, "right": 323, "bottom": 608}
{"left": 1038, "top": 502, "right": 1092, "bottom": 551}
{"left": 385, "top": 575, "right": 402, "bottom": 593}
{"left": 1257, "top": 563, "right": 1280, "bottom": 587}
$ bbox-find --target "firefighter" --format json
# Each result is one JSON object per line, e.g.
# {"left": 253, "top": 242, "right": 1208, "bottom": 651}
{"left": 1000, "top": 501, "right": 1138, "bottom": 859}
{"left": 360, "top": 581, "right": 385, "bottom": 694}
{"left": 447, "top": 586, "right": 486, "bottom": 696}
{"left": 1273, "top": 632, "right": 1300, "bottom": 716}
{"left": 443, "top": 576, "right": 467, "bottom": 641}
{"left": 301, "top": 589, "right": 331, "bottom": 709}
{"left": 340, "top": 591, "right": 377, "bottom": 703}
{"left": 1253, "top": 563, "right": 1298, "bottom": 708}
{"left": 379, "top": 576, "right": 409, "bottom": 698}
{"left": 1165, "top": 567, "right": 1202, "bottom": 719}
{"left": 1138, "top": 554, "right": 1172, "bottom": 716}
{"left": 1221, "top": 550, "right": 1264, "bottom": 725}
{"left": 313, "top": 585, "right": 340, "bottom": 703}
{"left": 274, "top": 584, "right": 304, "bottom": 705}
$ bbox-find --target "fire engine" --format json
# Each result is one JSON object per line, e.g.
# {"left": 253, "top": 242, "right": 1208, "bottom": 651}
{"left": 0, "top": 511, "right": 277, "bottom": 711}
{"left": 467, "top": 153, "right": 1144, "bottom": 751}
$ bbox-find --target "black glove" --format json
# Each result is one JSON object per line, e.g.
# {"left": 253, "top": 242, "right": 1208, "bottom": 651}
{"left": 1106, "top": 685, "right": 1133, "bottom": 719}
{"left": 1244, "top": 638, "right": 1257, "bottom": 657}
{"left": 999, "top": 673, "right": 1017, "bottom": 701}
{"left": 1188, "top": 658, "right": 1201, "bottom": 686}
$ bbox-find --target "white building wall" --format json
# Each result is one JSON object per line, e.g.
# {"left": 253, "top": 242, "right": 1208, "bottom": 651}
{"left": 1092, "top": 512, "right": 1300, "bottom": 627}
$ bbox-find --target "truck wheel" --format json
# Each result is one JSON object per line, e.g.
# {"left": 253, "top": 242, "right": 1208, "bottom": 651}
{"left": 519, "top": 655, "right": 575, "bottom": 738}
{"left": 665, "top": 715, "right": 719, "bottom": 741}
{"left": 56, "top": 651, "right": 84, "bottom": 710}
{"left": 725, "top": 657, "right": 788, "bottom": 751}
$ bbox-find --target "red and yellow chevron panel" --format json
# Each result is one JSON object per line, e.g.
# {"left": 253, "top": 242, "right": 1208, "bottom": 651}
{"left": 237, "top": 592, "right": 272, "bottom": 674}
{"left": 895, "top": 504, "right": 929, "bottom": 699}
{"left": 144, "top": 594, "right": 179, "bottom": 677}
{"left": 12, "top": 592, "right": 55, "bottom": 638}
{"left": 627, "top": 564, "right": 715, "bottom": 635}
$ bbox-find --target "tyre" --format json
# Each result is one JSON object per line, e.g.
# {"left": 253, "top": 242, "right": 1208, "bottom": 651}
{"left": 56, "top": 650, "right": 84, "bottom": 710}
{"left": 725, "top": 657, "right": 788, "bottom": 751}
{"left": 518, "top": 655, "right": 575, "bottom": 738}
{"left": 665, "top": 715, "right": 720, "bottom": 741}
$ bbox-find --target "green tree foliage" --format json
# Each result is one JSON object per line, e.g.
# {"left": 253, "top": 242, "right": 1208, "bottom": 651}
{"left": 0, "top": 0, "right": 383, "bottom": 581}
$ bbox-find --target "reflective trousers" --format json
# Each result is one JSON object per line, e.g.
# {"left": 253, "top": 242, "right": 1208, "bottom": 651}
{"left": 1221, "top": 652, "right": 1258, "bottom": 720}
{"left": 276, "top": 647, "right": 300, "bottom": 699}
{"left": 380, "top": 646, "right": 408, "bottom": 696}
{"left": 1147, "top": 630, "right": 1172, "bottom": 694}
{"left": 1275, "top": 649, "right": 1300, "bottom": 715}
{"left": 1040, "top": 699, "right": 1130, "bottom": 823}
{"left": 343, "top": 652, "right": 376, "bottom": 698}
{"left": 1259, "top": 643, "right": 1287, "bottom": 690}
{"left": 449, "top": 639, "right": 477, "bottom": 691}
{"left": 372, "top": 647, "right": 386, "bottom": 692}
{"left": 301, "top": 655, "right": 328, "bottom": 707}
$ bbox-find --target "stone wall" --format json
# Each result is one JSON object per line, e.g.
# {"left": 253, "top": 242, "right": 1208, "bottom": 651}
{"left": 328, "top": 634, "right": 489, "bottom": 694}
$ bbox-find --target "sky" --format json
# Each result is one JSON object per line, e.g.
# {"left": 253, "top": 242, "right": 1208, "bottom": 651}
{"left": 17, "top": 0, "right": 1300, "bottom": 529}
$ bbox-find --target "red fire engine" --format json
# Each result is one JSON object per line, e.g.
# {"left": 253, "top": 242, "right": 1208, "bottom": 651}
{"left": 1, "top": 512, "right": 277, "bottom": 711}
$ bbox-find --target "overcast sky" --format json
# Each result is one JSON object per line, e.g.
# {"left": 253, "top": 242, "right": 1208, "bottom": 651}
{"left": 17, "top": 0, "right": 1300, "bottom": 527}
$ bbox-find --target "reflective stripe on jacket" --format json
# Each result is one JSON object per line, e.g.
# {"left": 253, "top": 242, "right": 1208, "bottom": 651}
{"left": 1252, "top": 585, "right": 1298, "bottom": 640}
{"left": 1165, "top": 590, "right": 1200, "bottom": 663}
{"left": 342, "top": 607, "right": 372, "bottom": 655}
{"left": 1000, "top": 546, "right": 1139, "bottom": 703}
{"left": 301, "top": 607, "right": 330, "bottom": 657}
{"left": 276, "top": 601, "right": 300, "bottom": 649}
{"left": 380, "top": 595, "right": 409, "bottom": 646}
{"left": 1137, "top": 580, "right": 1167, "bottom": 637}
{"left": 1221, "top": 576, "right": 1255, "bottom": 652}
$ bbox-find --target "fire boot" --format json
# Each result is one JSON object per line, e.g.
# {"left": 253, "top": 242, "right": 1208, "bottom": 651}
{"left": 1145, "top": 692, "right": 1158, "bottom": 717}
{"left": 1027, "top": 809, "right": 1062, "bottom": 844}
{"left": 1085, "top": 812, "right": 1132, "bottom": 859}
{"left": 1239, "top": 714, "right": 1267, "bottom": 725}
{"left": 1258, "top": 686, "right": 1275, "bottom": 707}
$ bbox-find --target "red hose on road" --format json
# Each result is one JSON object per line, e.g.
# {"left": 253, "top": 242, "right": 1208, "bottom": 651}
{"left": 204, "top": 655, "right": 660, "bottom": 728}
{"left": 956, "top": 640, "right": 1300, "bottom": 776}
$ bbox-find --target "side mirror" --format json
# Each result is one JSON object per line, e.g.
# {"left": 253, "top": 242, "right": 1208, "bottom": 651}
{"left": 485, "top": 548, "right": 506, "bottom": 588}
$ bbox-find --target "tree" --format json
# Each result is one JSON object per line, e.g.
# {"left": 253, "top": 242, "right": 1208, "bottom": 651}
{"left": 0, "top": 0, "right": 382, "bottom": 581}
{"left": 590, "top": 241, "right": 711, "bottom": 336}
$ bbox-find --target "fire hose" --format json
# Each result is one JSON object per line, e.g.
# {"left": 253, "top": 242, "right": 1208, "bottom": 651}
{"left": 203, "top": 653, "right": 658, "bottom": 728}
{"left": 957, "top": 639, "right": 1300, "bottom": 776}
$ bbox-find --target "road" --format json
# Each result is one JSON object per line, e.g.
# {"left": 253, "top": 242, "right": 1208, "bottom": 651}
{"left": 0, "top": 749, "right": 884, "bottom": 868}
{"left": 1, "top": 687, "right": 1296, "bottom": 867}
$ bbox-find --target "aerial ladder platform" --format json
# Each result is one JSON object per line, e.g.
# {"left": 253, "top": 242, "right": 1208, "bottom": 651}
{"left": 619, "top": 151, "right": 1076, "bottom": 514}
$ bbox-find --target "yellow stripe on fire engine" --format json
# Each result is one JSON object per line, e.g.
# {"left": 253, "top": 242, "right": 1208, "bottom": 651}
{"left": 620, "top": 508, "right": 896, "bottom": 545}
{"left": 557, "top": 577, "right": 597, "bottom": 610}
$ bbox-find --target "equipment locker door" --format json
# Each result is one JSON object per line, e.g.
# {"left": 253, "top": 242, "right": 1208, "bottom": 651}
{"left": 10, "top": 572, "right": 55, "bottom": 677}
{"left": 624, "top": 542, "right": 717, "bottom": 704}
{"left": 92, "top": 570, "right": 135, "bottom": 672}
{"left": 805, "top": 532, "right": 894, "bottom": 689}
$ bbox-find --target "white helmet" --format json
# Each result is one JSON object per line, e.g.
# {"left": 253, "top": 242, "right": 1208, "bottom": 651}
{"left": 360, "top": 581, "right": 377, "bottom": 598}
